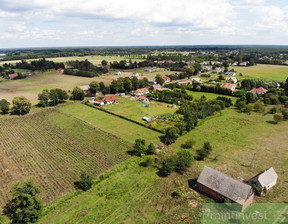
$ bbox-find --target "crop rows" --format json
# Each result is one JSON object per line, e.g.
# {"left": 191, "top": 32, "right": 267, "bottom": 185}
{"left": 0, "top": 109, "right": 131, "bottom": 206}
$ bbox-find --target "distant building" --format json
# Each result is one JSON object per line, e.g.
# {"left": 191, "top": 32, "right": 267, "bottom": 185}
{"left": 247, "top": 167, "right": 278, "bottom": 194}
{"left": 191, "top": 78, "right": 201, "bottom": 83}
{"left": 162, "top": 76, "right": 171, "bottom": 83}
{"left": 57, "top": 68, "right": 64, "bottom": 73}
{"left": 178, "top": 80, "right": 192, "bottom": 85}
{"left": 225, "top": 76, "right": 237, "bottom": 83}
{"left": 133, "top": 88, "right": 149, "bottom": 96}
{"left": 151, "top": 84, "right": 162, "bottom": 91}
{"left": 79, "top": 85, "right": 91, "bottom": 96}
{"left": 212, "top": 67, "right": 222, "bottom": 73}
{"left": 144, "top": 67, "right": 155, "bottom": 72}
{"left": 132, "top": 73, "right": 139, "bottom": 78}
{"left": 225, "top": 71, "right": 236, "bottom": 76}
{"left": 197, "top": 166, "right": 254, "bottom": 211}
{"left": 148, "top": 78, "right": 157, "bottom": 84}
{"left": 114, "top": 71, "right": 122, "bottom": 76}
{"left": 250, "top": 87, "right": 268, "bottom": 94}
{"left": 21, "top": 72, "right": 31, "bottom": 77}
{"left": 7, "top": 73, "right": 18, "bottom": 80}
{"left": 221, "top": 83, "right": 236, "bottom": 91}
{"left": 138, "top": 95, "right": 149, "bottom": 103}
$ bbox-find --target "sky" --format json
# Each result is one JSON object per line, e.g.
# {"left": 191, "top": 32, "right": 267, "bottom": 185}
{"left": 0, "top": 0, "right": 287, "bottom": 48}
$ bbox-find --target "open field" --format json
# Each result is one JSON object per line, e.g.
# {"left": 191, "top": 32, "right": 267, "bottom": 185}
{"left": 231, "top": 64, "right": 288, "bottom": 81}
{"left": 0, "top": 108, "right": 131, "bottom": 207}
{"left": 185, "top": 89, "right": 237, "bottom": 103}
{"left": 103, "top": 96, "right": 177, "bottom": 128}
{"left": 0, "top": 55, "right": 145, "bottom": 66}
{"left": 174, "top": 108, "right": 288, "bottom": 203}
{"left": 59, "top": 103, "right": 161, "bottom": 144}
{"left": 39, "top": 159, "right": 203, "bottom": 224}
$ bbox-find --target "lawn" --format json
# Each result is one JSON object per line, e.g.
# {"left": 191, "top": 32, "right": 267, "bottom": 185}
{"left": 185, "top": 89, "right": 238, "bottom": 103}
{"left": 103, "top": 96, "right": 177, "bottom": 128}
{"left": 59, "top": 103, "right": 161, "bottom": 144}
{"left": 231, "top": 64, "right": 288, "bottom": 81}
{"left": 0, "top": 108, "right": 131, "bottom": 207}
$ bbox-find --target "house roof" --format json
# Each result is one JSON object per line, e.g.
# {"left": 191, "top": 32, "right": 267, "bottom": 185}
{"left": 79, "top": 85, "right": 90, "bottom": 91}
{"left": 221, "top": 83, "right": 235, "bottom": 89}
{"left": 178, "top": 80, "right": 192, "bottom": 85}
{"left": 163, "top": 77, "right": 170, "bottom": 81}
{"left": 57, "top": 68, "right": 64, "bottom": 71}
{"left": 104, "top": 95, "right": 118, "bottom": 102}
{"left": 138, "top": 95, "right": 147, "bottom": 100}
{"left": 225, "top": 72, "right": 236, "bottom": 76}
{"left": 8, "top": 73, "right": 18, "bottom": 79}
{"left": 251, "top": 167, "right": 278, "bottom": 188}
{"left": 198, "top": 166, "right": 253, "bottom": 203}
{"left": 136, "top": 88, "right": 149, "bottom": 93}
{"left": 152, "top": 84, "right": 161, "bottom": 90}
{"left": 250, "top": 87, "right": 268, "bottom": 93}
{"left": 226, "top": 76, "right": 237, "bottom": 81}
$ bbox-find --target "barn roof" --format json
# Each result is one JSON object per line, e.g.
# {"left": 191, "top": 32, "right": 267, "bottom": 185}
{"left": 198, "top": 166, "right": 253, "bottom": 203}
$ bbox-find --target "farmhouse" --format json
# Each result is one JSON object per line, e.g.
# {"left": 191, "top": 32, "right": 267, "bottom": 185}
{"left": 57, "top": 68, "right": 64, "bottom": 73}
{"left": 7, "top": 73, "right": 18, "bottom": 79}
{"left": 132, "top": 73, "right": 139, "bottom": 78}
{"left": 221, "top": 83, "right": 236, "bottom": 91}
{"left": 148, "top": 78, "right": 157, "bottom": 84}
{"left": 197, "top": 166, "right": 254, "bottom": 210}
{"left": 95, "top": 95, "right": 119, "bottom": 105}
{"left": 178, "top": 80, "right": 192, "bottom": 85}
{"left": 225, "top": 76, "right": 237, "bottom": 83}
{"left": 250, "top": 86, "right": 268, "bottom": 94}
{"left": 191, "top": 78, "right": 201, "bottom": 83}
{"left": 79, "top": 85, "right": 92, "bottom": 96}
{"left": 114, "top": 71, "right": 122, "bottom": 76}
{"left": 133, "top": 88, "right": 149, "bottom": 96}
{"left": 138, "top": 95, "right": 149, "bottom": 103}
{"left": 225, "top": 71, "right": 236, "bottom": 76}
{"left": 163, "top": 76, "right": 171, "bottom": 83}
{"left": 144, "top": 67, "right": 155, "bottom": 72}
{"left": 151, "top": 84, "right": 162, "bottom": 91}
{"left": 247, "top": 167, "right": 278, "bottom": 193}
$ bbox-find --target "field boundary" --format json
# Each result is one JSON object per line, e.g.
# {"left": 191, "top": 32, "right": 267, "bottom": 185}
{"left": 84, "top": 102, "right": 165, "bottom": 134}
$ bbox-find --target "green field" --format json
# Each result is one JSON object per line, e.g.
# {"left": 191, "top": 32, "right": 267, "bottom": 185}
{"left": 103, "top": 96, "right": 177, "bottom": 128}
{"left": 0, "top": 108, "right": 131, "bottom": 207}
{"left": 185, "top": 89, "right": 237, "bottom": 103}
{"left": 231, "top": 64, "right": 288, "bottom": 81}
{"left": 59, "top": 103, "right": 161, "bottom": 144}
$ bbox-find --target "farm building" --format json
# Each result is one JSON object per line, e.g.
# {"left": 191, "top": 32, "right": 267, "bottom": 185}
{"left": 138, "top": 95, "right": 149, "bottom": 103}
{"left": 178, "top": 80, "right": 192, "bottom": 85}
{"left": 151, "top": 84, "right": 162, "bottom": 91}
{"left": 247, "top": 167, "right": 278, "bottom": 194}
{"left": 197, "top": 166, "right": 254, "bottom": 211}
{"left": 225, "top": 76, "right": 237, "bottom": 83}
{"left": 191, "top": 78, "right": 201, "bottom": 83}
{"left": 132, "top": 73, "right": 139, "bottom": 78}
{"left": 79, "top": 85, "right": 92, "bottom": 96}
{"left": 225, "top": 71, "right": 236, "bottom": 76}
{"left": 7, "top": 73, "right": 19, "bottom": 79}
{"left": 144, "top": 67, "right": 155, "bottom": 72}
{"left": 163, "top": 77, "right": 171, "bottom": 83}
{"left": 57, "top": 68, "right": 64, "bottom": 73}
{"left": 148, "top": 78, "right": 157, "bottom": 84}
{"left": 250, "top": 87, "right": 268, "bottom": 94}
{"left": 133, "top": 88, "right": 149, "bottom": 96}
{"left": 221, "top": 83, "right": 236, "bottom": 91}
{"left": 114, "top": 71, "right": 122, "bottom": 76}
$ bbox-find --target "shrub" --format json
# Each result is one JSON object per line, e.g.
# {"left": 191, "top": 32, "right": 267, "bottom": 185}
{"left": 273, "top": 113, "right": 283, "bottom": 124}
{"left": 0, "top": 99, "right": 10, "bottom": 114}
{"left": 160, "top": 157, "right": 176, "bottom": 176}
{"left": 141, "top": 156, "right": 155, "bottom": 167}
{"left": 74, "top": 172, "right": 93, "bottom": 191}
{"left": 11, "top": 96, "right": 31, "bottom": 115}
{"left": 181, "top": 140, "right": 195, "bottom": 149}
{"left": 175, "top": 149, "right": 194, "bottom": 171}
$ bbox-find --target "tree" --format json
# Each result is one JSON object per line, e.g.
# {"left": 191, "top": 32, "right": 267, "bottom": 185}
{"left": 185, "top": 67, "right": 195, "bottom": 77}
{"left": 0, "top": 99, "right": 10, "bottom": 114}
{"left": 198, "top": 142, "right": 212, "bottom": 160}
{"left": 285, "top": 77, "right": 288, "bottom": 96}
{"left": 243, "top": 104, "right": 254, "bottom": 114}
{"left": 181, "top": 140, "right": 195, "bottom": 149}
{"left": 101, "top": 60, "right": 108, "bottom": 66}
{"left": 55, "top": 88, "right": 68, "bottom": 103}
{"left": 184, "top": 113, "right": 198, "bottom": 131}
{"left": 11, "top": 96, "right": 31, "bottom": 115}
{"left": 48, "top": 89, "right": 59, "bottom": 105}
{"left": 3, "top": 180, "right": 42, "bottom": 224}
{"left": 146, "top": 143, "right": 156, "bottom": 155}
{"left": 246, "top": 92, "right": 258, "bottom": 103}
{"left": 89, "top": 81, "right": 99, "bottom": 96}
{"left": 160, "top": 157, "right": 176, "bottom": 176}
{"left": 164, "top": 127, "right": 180, "bottom": 145}
{"left": 175, "top": 149, "right": 194, "bottom": 171}
{"left": 71, "top": 86, "right": 85, "bottom": 100}
{"left": 273, "top": 113, "right": 283, "bottom": 124}
{"left": 155, "top": 74, "right": 164, "bottom": 85}
{"left": 254, "top": 102, "right": 265, "bottom": 113}
{"left": 74, "top": 172, "right": 93, "bottom": 191}
{"left": 38, "top": 89, "right": 49, "bottom": 107}
{"left": 134, "top": 139, "right": 146, "bottom": 156}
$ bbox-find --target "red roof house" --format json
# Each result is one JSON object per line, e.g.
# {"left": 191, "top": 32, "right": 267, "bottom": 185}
{"left": 8, "top": 73, "right": 19, "bottom": 79}
{"left": 138, "top": 95, "right": 149, "bottom": 103}
{"left": 163, "top": 76, "right": 171, "bottom": 83}
{"left": 103, "top": 95, "right": 119, "bottom": 104}
{"left": 250, "top": 87, "right": 268, "bottom": 94}
{"left": 134, "top": 88, "right": 149, "bottom": 96}
{"left": 221, "top": 83, "right": 236, "bottom": 91}
{"left": 57, "top": 68, "right": 64, "bottom": 73}
{"left": 178, "top": 80, "right": 192, "bottom": 85}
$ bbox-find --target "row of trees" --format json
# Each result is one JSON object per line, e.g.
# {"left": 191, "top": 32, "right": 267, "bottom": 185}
{"left": 15, "top": 58, "right": 65, "bottom": 71}
{"left": 0, "top": 97, "right": 31, "bottom": 115}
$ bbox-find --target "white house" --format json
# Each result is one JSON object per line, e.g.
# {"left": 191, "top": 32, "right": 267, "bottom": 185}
{"left": 248, "top": 167, "right": 278, "bottom": 193}
{"left": 225, "top": 76, "right": 237, "bottom": 83}
{"left": 191, "top": 78, "right": 201, "bottom": 83}
{"left": 114, "top": 71, "right": 122, "bottom": 76}
{"left": 132, "top": 73, "right": 139, "bottom": 78}
{"left": 144, "top": 67, "right": 155, "bottom": 72}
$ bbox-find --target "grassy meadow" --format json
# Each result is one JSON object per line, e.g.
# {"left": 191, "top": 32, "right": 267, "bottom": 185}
{"left": 232, "top": 64, "right": 288, "bottom": 81}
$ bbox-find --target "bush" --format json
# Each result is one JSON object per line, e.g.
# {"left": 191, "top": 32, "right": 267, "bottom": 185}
{"left": 146, "top": 143, "right": 156, "bottom": 155}
{"left": 71, "top": 86, "right": 85, "bottom": 100}
{"left": 181, "top": 140, "right": 195, "bottom": 149}
{"left": 197, "top": 142, "right": 212, "bottom": 160}
{"left": 273, "top": 113, "right": 283, "bottom": 124}
{"left": 0, "top": 99, "right": 10, "bottom": 114}
{"left": 160, "top": 157, "right": 176, "bottom": 176}
{"left": 140, "top": 156, "right": 155, "bottom": 167}
{"left": 270, "top": 107, "right": 279, "bottom": 114}
{"left": 11, "top": 96, "right": 31, "bottom": 115}
{"left": 171, "top": 186, "right": 185, "bottom": 199}
{"left": 134, "top": 139, "right": 146, "bottom": 156}
{"left": 175, "top": 149, "right": 194, "bottom": 171}
{"left": 74, "top": 172, "right": 93, "bottom": 191}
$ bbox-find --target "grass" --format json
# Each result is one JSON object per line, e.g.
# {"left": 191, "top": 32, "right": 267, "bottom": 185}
{"left": 59, "top": 103, "right": 161, "bottom": 144}
{"left": 231, "top": 64, "right": 288, "bottom": 81}
{"left": 39, "top": 158, "right": 203, "bottom": 224}
{"left": 0, "top": 108, "right": 131, "bottom": 207}
{"left": 103, "top": 96, "right": 177, "bottom": 128}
